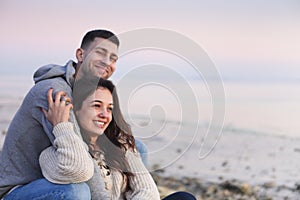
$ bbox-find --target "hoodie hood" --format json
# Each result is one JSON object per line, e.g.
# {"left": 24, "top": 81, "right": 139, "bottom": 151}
{"left": 33, "top": 60, "right": 76, "bottom": 86}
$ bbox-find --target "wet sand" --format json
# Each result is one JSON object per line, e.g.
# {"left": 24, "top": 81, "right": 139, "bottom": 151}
{"left": 1, "top": 129, "right": 300, "bottom": 199}
{"left": 144, "top": 128, "right": 300, "bottom": 200}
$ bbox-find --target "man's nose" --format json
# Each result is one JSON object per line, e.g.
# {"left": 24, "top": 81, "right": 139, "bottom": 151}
{"left": 101, "top": 54, "right": 111, "bottom": 66}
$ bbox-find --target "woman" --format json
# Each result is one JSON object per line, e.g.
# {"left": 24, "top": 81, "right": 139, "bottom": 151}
{"left": 41, "top": 76, "right": 196, "bottom": 200}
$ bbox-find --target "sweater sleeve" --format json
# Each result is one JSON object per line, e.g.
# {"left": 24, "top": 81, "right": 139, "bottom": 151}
{"left": 39, "top": 122, "right": 94, "bottom": 184}
{"left": 85, "top": 160, "right": 111, "bottom": 200}
{"left": 124, "top": 150, "right": 160, "bottom": 200}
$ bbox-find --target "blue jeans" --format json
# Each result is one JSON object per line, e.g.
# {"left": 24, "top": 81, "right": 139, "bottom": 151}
{"left": 3, "top": 179, "right": 90, "bottom": 200}
{"left": 4, "top": 141, "right": 147, "bottom": 200}
{"left": 135, "top": 139, "right": 148, "bottom": 167}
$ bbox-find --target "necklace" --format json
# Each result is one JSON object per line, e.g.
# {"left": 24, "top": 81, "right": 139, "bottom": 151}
{"left": 88, "top": 144, "right": 111, "bottom": 176}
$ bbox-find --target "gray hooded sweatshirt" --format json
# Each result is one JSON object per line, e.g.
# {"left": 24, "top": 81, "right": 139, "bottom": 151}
{"left": 0, "top": 60, "right": 109, "bottom": 199}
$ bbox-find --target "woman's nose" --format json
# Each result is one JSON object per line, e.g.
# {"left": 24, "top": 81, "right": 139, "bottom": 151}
{"left": 98, "top": 109, "right": 109, "bottom": 118}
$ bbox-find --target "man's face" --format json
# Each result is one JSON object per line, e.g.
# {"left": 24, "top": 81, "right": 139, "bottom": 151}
{"left": 78, "top": 38, "right": 118, "bottom": 79}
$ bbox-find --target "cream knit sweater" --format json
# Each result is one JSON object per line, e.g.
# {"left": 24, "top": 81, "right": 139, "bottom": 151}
{"left": 39, "top": 122, "right": 160, "bottom": 200}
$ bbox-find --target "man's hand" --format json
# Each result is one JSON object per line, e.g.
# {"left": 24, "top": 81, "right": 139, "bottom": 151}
{"left": 42, "top": 88, "right": 73, "bottom": 126}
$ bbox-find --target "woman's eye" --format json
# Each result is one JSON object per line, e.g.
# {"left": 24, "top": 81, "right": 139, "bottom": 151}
{"left": 108, "top": 107, "right": 113, "bottom": 111}
{"left": 93, "top": 104, "right": 101, "bottom": 108}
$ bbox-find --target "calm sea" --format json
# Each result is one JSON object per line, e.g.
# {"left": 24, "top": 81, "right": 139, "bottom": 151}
{"left": 0, "top": 74, "right": 299, "bottom": 139}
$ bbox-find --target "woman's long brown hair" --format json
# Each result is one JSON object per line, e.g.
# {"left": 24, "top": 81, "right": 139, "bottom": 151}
{"left": 73, "top": 76, "right": 136, "bottom": 190}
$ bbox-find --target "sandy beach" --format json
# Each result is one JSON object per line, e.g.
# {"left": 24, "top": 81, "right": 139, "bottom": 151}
{"left": 1, "top": 123, "right": 300, "bottom": 199}
{"left": 146, "top": 128, "right": 300, "bottom": 199}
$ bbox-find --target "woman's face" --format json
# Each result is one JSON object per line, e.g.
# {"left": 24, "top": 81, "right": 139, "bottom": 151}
{"left": 76, "top": 87, "right": 113, "bottom": 140}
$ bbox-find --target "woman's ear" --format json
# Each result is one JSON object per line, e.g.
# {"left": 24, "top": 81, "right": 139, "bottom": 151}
{"left": 76, "top": 48, "right": 84, "bottom": 63}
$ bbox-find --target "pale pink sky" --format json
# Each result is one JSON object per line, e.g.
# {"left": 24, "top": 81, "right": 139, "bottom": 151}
{"left": 1, "top": 0, "right": 300, "bottom": 81}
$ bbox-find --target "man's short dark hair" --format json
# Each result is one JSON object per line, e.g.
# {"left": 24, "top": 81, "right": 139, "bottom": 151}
{"left": 80, "top": 29, "right": 120, "bottom": 49}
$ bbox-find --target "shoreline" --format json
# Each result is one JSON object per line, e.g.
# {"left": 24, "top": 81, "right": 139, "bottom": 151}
{"left": 1, "top": 125, "right": 300, "bottom": 199}
{"left": 151, "top": 171, "right": 300, "bottom": 199}
{"left": 144, "top": 127, "right": 300, "bottom": 200}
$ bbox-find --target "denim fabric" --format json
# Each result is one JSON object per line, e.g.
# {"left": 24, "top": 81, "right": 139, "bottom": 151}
{"left": 3, "top": 179, "right": 90, "bottom": 200}
{"left": 135, "top": 139, "right": 148, "bottom": 167}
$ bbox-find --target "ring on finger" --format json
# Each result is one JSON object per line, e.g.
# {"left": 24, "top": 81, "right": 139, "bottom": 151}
{"left": 60, "top": 96, "right": 67, "bottom": 102}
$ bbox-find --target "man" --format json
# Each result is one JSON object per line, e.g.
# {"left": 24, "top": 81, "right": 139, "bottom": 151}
{"left": 0, "top": 30, "right": 146, "bottom": 200}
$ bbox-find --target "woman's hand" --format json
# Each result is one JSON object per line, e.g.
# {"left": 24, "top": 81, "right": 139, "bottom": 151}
{"left": 42, "top": 88, "right": 73, "bottom": 126}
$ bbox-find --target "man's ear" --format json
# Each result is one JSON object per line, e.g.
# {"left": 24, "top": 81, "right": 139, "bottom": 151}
{"left": 76, "top": 48, "right": 84, "bottom": 63}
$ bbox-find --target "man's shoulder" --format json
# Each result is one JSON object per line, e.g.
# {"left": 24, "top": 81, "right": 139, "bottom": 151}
{"left": 33, "top": 60, "right": 75, "bottom": 85}
{"left": 33, "top": 77, "right": 72, "bottom": 93}
{"left": 22, "top": 77, "right": 72, "bottom": 108}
